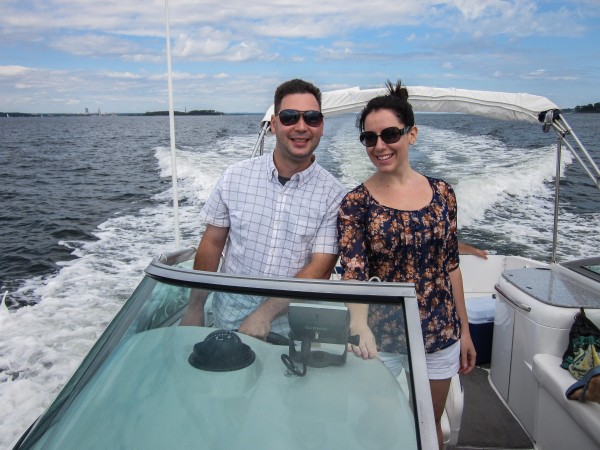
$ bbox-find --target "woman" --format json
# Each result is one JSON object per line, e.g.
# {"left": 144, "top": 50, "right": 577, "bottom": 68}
{"left": 337, "top": 80, "right": 476, "bottom": 449}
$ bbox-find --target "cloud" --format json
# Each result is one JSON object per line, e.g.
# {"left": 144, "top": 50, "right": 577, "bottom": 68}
{"left": 0, "top": 0, "right": 598, "bottom": 112}
{"left": 50, "top": 33, "right": 154, "bottom": 59}
{"left": 426, "top": 0, "right": 588, "bottom": 37}
{"left": 104, "top": 71, "right": 142, "bottom": 79}
{"left": 0, "top": 66, "right": 34, "bottom": 77}
{"left": 149, "top": 71, "right": 207, "bottom": 81}
{"left": 171, "top": 28, "right": 271, "bottom": 62}
{"left": 521, "top": 69, "right": 578, "bottom": 81}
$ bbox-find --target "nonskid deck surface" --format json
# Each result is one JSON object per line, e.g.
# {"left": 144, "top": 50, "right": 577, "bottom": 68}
{"left": 448, "top": 366, "right": 533, "bottom": 450}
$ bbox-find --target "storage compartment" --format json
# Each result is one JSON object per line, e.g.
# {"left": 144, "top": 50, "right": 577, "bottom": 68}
{"left": 466, "top": 296, "right": 496, "bottom": 365}
{"left": 491, "top": 265, "right": 600, "bottom": 441}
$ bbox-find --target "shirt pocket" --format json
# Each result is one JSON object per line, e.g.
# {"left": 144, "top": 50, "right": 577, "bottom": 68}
{"left": 293, "top": 217, "right": 320, "bottom": 242}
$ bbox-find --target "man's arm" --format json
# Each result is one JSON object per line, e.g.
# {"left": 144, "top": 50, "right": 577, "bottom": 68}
{"left": 193, "top": 224, "right": 229, "bottom": 271}
{"left": 238, "top": 253, "right": 338, "bottom": 338}
{"left": 180, "top": 224, "right": 229, "bottom": 326}
{"left": 294, "top": 252, "right": 338, "bottom": 279}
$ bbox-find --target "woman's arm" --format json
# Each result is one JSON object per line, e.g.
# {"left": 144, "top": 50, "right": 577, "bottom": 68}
{"left": 449, "top": 267, "right": 476, "bottom": 374}
{"left": 337, "top": 190, "right": 378, "bottom": 358}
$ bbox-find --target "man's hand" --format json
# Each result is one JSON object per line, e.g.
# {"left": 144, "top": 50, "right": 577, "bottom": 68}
{"left": 238, "top": 310, "right": 272, "bottom": 340}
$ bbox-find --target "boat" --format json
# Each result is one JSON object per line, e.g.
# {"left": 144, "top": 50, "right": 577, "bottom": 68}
{"left": 10, "top": 85, "right": 600, "bottom": 450}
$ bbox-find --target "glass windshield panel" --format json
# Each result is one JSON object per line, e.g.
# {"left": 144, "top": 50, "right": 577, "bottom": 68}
{"left": 584, "top": 264, "right": 600, "bottom": 276}
{"left": 21, "top": 274, "right": 423, "bottom": 450}
{"left": 563, "top": 257, "right": 600, "bottom": 282}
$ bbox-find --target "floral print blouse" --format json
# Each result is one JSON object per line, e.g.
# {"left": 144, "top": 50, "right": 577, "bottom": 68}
{"left": 337, "top": 177, "right": 461, "bottom": 354}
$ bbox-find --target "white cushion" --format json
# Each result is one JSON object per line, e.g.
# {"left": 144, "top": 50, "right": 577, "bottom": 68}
{"left": 533, "top": 353, "right": 600, "bottom": 447}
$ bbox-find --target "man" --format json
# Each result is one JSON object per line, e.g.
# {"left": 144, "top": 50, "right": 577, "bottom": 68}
{"left": 181, "top": 79, "right": 347, "bottom": 339}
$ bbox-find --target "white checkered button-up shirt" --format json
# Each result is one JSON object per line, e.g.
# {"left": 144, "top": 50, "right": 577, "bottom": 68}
{"left": 199, "top": 153, "right": 347, "bottom": 334}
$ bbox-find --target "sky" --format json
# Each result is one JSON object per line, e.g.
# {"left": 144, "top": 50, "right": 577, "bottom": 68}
{"left": 1, "top": 0, "right": 599, "bottom": 114}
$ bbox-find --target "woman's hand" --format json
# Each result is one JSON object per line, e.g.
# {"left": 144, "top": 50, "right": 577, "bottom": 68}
{"left": 348, "top": 322, "right": 378, "bottom": 359}
{"left": 459, "top": 331, "right": 477, "bottom": 374}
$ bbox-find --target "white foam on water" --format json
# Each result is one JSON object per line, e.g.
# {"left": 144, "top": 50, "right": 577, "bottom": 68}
{"left": 0, "top": 140, "right": 250, "bottom": 448}
{"left": 418, "top": 126, "right": 562, "bottom": 225}
{"left": 419, "top": 125, "right": 600, "bottom": 259}
{"left": 325, "top": 118, "right": 374, "bottom": 189}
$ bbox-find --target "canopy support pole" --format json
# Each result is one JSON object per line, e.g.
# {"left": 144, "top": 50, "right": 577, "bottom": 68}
{"left": 551, "top": 136, "right": 562, "bottom": 263}
{"left": 551, "top": 115, "right": 600, "bottom": 191}
{"left": 251, "top": 121, "right": 270, "bottom": 158}
{"left": 164, "top": 0, "right": 180, "bottom": 248}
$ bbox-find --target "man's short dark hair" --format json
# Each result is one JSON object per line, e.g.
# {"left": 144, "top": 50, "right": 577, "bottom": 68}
{"left": 274, "top": 79, "right": 322, "bottom": 114}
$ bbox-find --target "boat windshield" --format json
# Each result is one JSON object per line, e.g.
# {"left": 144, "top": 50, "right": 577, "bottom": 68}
{"left": 563, "top": 257, "right": 600, "bottom": 283}
{"left": 15, "top": 249, "right": 436, "bottom": 450}
{"left": 585, "top": 264, "right": 600, "bottom": 276}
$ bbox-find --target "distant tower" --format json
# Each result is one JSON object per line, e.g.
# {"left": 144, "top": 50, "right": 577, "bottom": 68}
{"left": 85, "top": 107, "right": 89, "bottom": 114}
{"left": 98, "top": 107, "right": 101, "bottom": 115}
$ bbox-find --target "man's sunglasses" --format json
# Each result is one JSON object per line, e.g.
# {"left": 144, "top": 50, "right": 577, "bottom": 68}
{"left": 359, "top": 126, "right": 412, "bottom": 147}
{"left": 277, "top": 109, "right": 324, "bottom": 127}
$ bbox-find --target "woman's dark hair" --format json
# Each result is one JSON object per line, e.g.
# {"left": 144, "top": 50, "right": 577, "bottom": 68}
{"left": 357, "top": 80, "right": 415, "bottom": 131}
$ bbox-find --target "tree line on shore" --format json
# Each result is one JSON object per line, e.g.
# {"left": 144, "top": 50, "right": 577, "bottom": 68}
{"left": 1, "top": 109, "right": 224, "bottom": 117}
{"left": 144, "top": 110, "right": 223, "bottom": 116}
{"left": 572, "top": 102, "right": 600, "bottom": 113}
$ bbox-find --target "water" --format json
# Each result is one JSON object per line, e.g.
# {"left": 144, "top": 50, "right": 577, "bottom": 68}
{"left": 1, "top": 112, "right": 599, "bottom": 447}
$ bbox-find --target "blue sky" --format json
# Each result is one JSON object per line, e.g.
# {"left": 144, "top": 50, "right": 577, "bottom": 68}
{"left": 1, "top": 0, "right": 599, "bottom": 113}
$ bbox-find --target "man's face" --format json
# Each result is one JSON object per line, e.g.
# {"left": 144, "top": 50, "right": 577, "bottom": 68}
{"left": 271, "top": 93, "right": 323, "bottom": 168}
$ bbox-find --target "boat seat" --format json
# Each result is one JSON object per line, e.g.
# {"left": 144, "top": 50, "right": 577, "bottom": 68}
{"left": 532, "top": 354, "right": 600, "bottom": 450}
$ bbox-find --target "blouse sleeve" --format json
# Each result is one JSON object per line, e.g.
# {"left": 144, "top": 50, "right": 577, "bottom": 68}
{"left": 337, "top": 188, "right": 369, "bottom": 281}
{"left": 445, "top": 182, "right": 460, "bottom": 272}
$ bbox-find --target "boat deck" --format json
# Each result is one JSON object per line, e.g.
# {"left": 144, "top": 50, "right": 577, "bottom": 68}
{"left": 449, "top": 365, "right": 533, "bottom": 450}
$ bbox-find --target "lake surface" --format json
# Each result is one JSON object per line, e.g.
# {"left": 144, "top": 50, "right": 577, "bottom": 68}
{"left": 0, "top": 112, "right": 599, "bottom": 447}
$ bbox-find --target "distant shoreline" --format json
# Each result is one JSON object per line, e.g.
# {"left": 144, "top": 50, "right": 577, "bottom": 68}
{"left": 2, "top": 109, "right": 598, "bottom": 117}
{"left": 0, "top": 110, "right": 263, "bottom": 117}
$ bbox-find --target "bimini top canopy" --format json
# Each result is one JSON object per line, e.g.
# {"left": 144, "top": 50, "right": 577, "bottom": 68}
{"left": 260, "top": 85, "right": 560, "bottom": 126}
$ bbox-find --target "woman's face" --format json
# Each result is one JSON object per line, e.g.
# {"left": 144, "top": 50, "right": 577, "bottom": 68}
{"left": 362, "top": 108, "right": 417, "bottom": 174}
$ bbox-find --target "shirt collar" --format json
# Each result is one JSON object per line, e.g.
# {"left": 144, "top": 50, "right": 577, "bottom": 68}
{"left": 266, "top": 152, "right": 318, "bottom": 187}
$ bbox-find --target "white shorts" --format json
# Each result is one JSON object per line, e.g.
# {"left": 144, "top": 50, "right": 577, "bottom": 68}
{"left": 379, "top": 340, "right": 460, "bottom": 381}
{"left": 426, "top": 340, "right": 461, "bottom": 380}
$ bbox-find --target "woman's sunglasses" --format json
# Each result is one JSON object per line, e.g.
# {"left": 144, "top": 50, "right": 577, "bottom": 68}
{"left": 277, "top": 109, "right": 324, "bottom": 127}
{"left": 359, "top": 126, "right": 412, "bottom": 147}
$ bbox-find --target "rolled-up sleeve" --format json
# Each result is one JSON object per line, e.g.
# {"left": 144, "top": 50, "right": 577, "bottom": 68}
{"left": 199, "top": 171, "right": 231, "bottom": 228}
